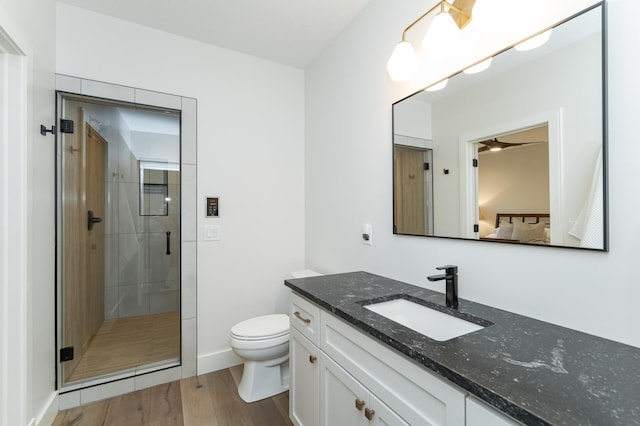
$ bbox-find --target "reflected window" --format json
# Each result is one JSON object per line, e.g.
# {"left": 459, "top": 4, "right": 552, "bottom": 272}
{"left": 140, "top": 161, "right": 178, "bottom": 216}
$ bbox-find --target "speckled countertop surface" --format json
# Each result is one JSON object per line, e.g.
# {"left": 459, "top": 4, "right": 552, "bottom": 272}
{"left": 284, "top": 271, "right": 640, "bottom": 426}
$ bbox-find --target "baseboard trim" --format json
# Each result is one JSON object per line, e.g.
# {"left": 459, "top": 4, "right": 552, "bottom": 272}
{"left": 197, "top": 349, "right": 242, "bottom": 375}
{"left": 35, "top": 392, "right": 58, "bottom": 426}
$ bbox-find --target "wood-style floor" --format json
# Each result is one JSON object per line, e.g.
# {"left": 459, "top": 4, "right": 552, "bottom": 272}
{"left": 53, "top": 366, "right": 293, "bottom": 426}
{"left": 67, "top": 312, "right": 181, "bottom": 382}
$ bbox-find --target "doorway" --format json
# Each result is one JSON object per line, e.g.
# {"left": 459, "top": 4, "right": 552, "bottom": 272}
{"left": 475, "top": 125, "right": 550, "bottom": 238}
{"left": 458, "top": 110, "right": 561, "bottom": 241}
{"left": 0, "top": 26, "right": 28, "bottom": 425}
{"left": 57, "top": 93, "right": 182, "bottom": 387}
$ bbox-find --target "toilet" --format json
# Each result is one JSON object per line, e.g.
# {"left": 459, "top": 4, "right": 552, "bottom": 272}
{"left": 230, "top": 314, "right": 290, "bottom": 402}
{"left": 230, "top": 269, "right": 321, "bottom": 403}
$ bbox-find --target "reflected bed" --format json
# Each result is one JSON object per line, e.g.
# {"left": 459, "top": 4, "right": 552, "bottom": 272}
{"left": 482, "top": 213, "right": 551, "bottom": 244}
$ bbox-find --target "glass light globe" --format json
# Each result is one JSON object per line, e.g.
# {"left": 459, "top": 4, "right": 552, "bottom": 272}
{"left": 470, "top": 0, "right": 490, "bottom": 22}
{"left": 425, "top": 79, "right": 448, "bottom": 92}
{"left": 422, "top": 12, "right": 460, "bottom": 62}
{"left": 463, "top": 57, "right": 492, "bottom": 74}
{"left": 386, "top": 41, "right": 418, "bottom": 82}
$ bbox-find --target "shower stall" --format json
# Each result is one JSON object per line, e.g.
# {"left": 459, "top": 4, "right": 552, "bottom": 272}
{"left": 56, "top": 93, "right": 182, "bottom": 387}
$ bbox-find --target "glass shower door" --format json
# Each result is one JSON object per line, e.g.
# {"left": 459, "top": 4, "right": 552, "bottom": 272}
{"left": 57, "top": 94, "right": 181, "bottom": 387}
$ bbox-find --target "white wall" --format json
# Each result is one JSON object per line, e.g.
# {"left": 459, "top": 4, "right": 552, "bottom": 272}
{"left": 306, "top": 0, "right": 640, "bottom": 348}
{"left": 56, "top": 4, "right": 306, "bottom": 372}
{"left": 0, "top": 0, "right": 57, "bottom": 424}
{"left": 394, "top": 98, "right": 432, "bottom": 140}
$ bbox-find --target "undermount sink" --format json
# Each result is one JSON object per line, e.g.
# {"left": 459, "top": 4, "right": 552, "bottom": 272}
{"left": 363, "top": 298, "right": 486, "bottom": 341}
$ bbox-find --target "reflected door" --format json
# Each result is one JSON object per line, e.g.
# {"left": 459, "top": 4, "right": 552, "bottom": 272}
{"left": 394, "top": 145, "right": 433, "bottom": 235}
{"left": 85, "top": 124, "right": 107, "bottom": 344}
{"left": 61, "top": 106, "right": 106, "bottom": 383}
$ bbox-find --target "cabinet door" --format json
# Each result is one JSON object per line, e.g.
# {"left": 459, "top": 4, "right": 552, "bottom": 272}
{"left": 368, "top": 393, "right": 410, "bottom": 426}
{"left": 320, "top": 355, "right": 368, "bottom": 426}
{"left": 290, "top": 328, "right": 320, "bottom": 426}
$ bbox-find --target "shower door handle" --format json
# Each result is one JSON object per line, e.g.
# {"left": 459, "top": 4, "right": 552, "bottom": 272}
{"left": 87, "top": 210, "right": 103, "bottom": 231}
{"left": 166, "top": 231, "right": 171, "bottom": 255}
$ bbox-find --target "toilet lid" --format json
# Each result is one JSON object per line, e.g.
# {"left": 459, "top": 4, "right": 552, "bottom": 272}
{"left": 231, "top": 314, "right": 290, "bottom": 340}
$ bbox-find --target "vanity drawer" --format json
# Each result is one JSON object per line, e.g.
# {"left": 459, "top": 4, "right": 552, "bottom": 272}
{"left": 290, "top": 292, "right": 321, "bottom": 346}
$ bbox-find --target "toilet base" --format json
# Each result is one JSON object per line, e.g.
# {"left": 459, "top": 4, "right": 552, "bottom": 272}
{"left": 237, "top": 355, "right": 289, "bottom": 403}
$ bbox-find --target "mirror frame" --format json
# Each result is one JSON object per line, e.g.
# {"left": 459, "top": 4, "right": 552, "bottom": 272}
{"left": 392, "top": 2, "right": 608, "bottom": 251}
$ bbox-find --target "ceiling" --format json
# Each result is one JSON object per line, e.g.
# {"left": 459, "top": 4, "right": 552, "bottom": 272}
{"left": 118, "top": 107, "right": 180, "bottom": 135}
{"left": 57, "top": 0, "right": 371, "bottom": 68}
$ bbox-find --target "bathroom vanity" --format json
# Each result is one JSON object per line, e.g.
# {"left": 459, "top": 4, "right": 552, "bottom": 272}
{"left": 285, "top": 272, "right": 640, "bottom": 425}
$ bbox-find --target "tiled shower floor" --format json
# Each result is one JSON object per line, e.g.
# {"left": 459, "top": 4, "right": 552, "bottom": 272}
{"left": 66, "top": 311, "right": 180, "bottom": 382}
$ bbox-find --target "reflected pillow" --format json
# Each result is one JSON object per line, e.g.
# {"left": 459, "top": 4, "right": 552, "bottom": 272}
{"left": 495, "top": 223, "right": 515, "bottom": 239}
{"left": 512, "top": 221, "right": 546, "bottom": 243}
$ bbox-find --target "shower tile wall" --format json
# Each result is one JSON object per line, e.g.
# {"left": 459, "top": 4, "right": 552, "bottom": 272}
{"left": 103, "top": 122, "right": 180, "bottom": 319}
{"left": 146, "top": 170, "right": 180, "bottom": 316}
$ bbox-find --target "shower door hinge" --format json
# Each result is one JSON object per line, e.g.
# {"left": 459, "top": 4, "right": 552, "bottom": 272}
{"left": 60, "top": 119, "right": 75, "bottom": 134}
{"left": 59, "top": 346, "right": 74, "bottom": 362}
{"left": 40, "top": 124, "right": 56, "bottom": 136}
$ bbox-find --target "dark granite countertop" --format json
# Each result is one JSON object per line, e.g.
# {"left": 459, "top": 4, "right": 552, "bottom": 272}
{"left": 284, "top": 271, "right": 640, "bottom": 426}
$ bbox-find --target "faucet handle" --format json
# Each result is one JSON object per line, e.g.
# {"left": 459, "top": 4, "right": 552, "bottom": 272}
{"left": 436, "top": 265, "right": 458, "bottom": 274}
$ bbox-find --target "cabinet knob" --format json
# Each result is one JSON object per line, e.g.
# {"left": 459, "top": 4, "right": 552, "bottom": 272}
{"left": 294, "top": 311, "right": 311, "bottom": 324}
{"left": 309, "top": 355, "right": 317, "bottom": 364}
{"left": 364, "top": 407, "right": 375, "bottom": 421}
{"left": 355, "top": 399, "right": 365, "bottom": 411}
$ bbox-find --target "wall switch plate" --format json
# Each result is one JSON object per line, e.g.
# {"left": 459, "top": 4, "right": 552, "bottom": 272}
{"left": 204, "top": 224, "right": 220, "bottom": 241}
{"left": 362, "top": 223, "right": 372, "bottom": 245}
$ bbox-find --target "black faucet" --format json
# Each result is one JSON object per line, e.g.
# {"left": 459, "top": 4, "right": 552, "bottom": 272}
{"left": 427, "top": 265, "right": 458, "bottom": 309}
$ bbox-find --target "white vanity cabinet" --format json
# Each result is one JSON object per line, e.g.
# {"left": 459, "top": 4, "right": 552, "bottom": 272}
{"left": 321, "top": 309, "right": 466, "bottom": 426}
{"left": 289, "top": 293, "right": 321, "bottom": 426}
{"left": 289, "top": 292, "right": 467, "bottom": 426}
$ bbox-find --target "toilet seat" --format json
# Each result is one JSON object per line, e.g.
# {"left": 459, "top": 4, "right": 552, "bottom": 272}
{"left": 231, "top": 314, "right": 289, "bottom": 341}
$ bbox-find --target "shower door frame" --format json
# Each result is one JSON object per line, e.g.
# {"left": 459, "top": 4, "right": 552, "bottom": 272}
{"left": 54, "top": 75, "right": 198, "bottom": 400}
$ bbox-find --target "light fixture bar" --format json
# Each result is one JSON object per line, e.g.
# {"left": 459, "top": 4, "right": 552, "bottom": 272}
{"left": 448, "top": 0, "right": 476, "bottom": 30}
{"left": 401, "top": 0, "right": 473, "bottom": 41}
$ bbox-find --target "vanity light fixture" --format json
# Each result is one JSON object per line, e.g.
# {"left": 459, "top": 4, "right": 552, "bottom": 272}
{"left": 387, "top": 0, "right": 475, "bottom": 82}
{"left": 514, "top": 29, "right": 553, "bottom": 51}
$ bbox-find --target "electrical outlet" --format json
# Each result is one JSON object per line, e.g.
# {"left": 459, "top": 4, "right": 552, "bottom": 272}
{"left": 362, "top": 223, "right": 372, "bottom": 245}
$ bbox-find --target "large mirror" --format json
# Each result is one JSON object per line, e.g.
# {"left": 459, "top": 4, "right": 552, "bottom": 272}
{"left": 392, "top": 3, "right": 607, "bottom": 250}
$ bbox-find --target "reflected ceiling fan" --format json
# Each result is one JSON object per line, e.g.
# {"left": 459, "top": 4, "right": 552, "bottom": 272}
{"left": 476, "top": 138, "right": 544, "bottom": 153}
